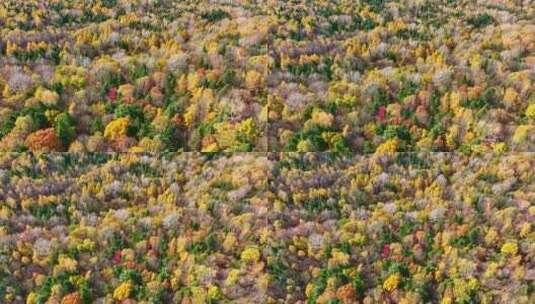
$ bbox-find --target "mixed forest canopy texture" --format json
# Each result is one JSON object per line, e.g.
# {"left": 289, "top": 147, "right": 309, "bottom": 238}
{"left": 0, "top": 0, "right": 533, "bottom": 152}
{"left": 0, "top": 153, "right": 534, "bottom": 303}
{"left": 0, "top": 0, "right": 534, "bottom": 304}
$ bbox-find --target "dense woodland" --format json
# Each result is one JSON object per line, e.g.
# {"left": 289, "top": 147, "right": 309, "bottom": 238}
{"left": 0, "top": 1, "right": 533, "bottom": 303}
